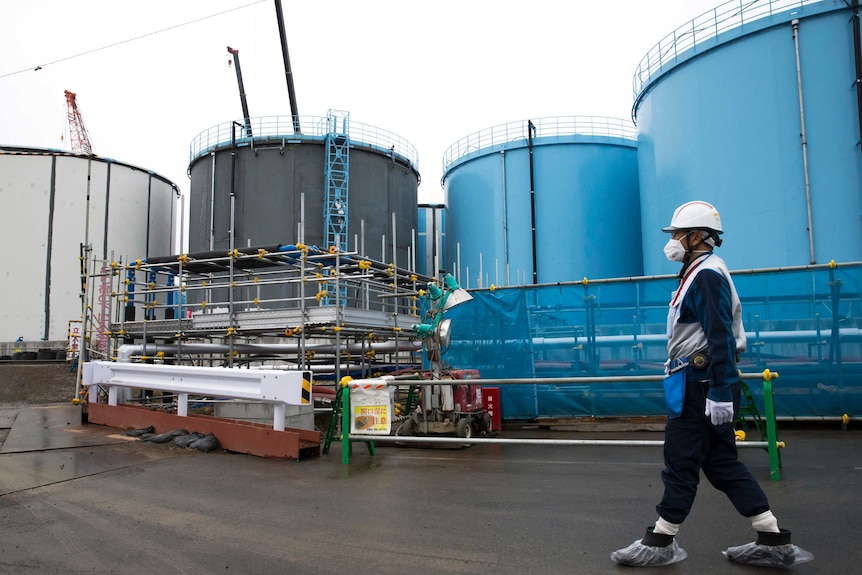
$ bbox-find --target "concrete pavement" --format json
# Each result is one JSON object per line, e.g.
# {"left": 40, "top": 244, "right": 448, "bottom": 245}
{"left": 0, "top": 404, "right": 855, "bottom": 574}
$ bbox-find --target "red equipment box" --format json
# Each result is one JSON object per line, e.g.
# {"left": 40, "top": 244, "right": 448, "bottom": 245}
{"left": 447, "top": 369, "right": 482, "bottom": 412}
{"left": 453, "top": 384, "right": 483, "bottom": 412}
{"left": 483, "top": 387, "right": 501, "bottom": 431}
{"left": 420, "top": 369, "right": 483, "bottom": 412}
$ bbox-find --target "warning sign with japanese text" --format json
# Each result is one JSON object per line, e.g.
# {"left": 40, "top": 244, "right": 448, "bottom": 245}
{"left": 350, "top": 381, "right": 393, "bottom": 435}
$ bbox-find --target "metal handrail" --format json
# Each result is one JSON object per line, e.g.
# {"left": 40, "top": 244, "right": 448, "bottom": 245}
{"left": 441, "top": 116, "right": 637, "bottom": 175}
{"left": 188, "top": 114, "right": 419, "bottom": 171}
{"left": 340, "top": 369, "right": 786, "bottom": 480}
{"left": 632, "top": 0, "right": 821, "bottom": 103}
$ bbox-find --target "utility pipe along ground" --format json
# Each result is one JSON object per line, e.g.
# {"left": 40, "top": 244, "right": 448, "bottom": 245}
{"left": 362, "top": 435, "right": 778, "bottom": 449}
{"left": 387, "top": 371, "right": 777, "bottom": 386}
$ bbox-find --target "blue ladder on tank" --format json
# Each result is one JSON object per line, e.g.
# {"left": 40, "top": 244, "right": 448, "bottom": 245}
{"left": 323, "top": 110, "right": 350, "bottom": 305}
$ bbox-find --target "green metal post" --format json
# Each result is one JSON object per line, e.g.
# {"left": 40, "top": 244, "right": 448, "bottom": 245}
{"left": 761, "top": 369, "right": 782, "bottom": 481}
{"left": 341, "top": 379, "right": 350, "bottom": 465}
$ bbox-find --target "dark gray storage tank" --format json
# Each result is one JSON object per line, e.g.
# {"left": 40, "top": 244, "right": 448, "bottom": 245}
{"left": 634, "top": 0, "right": 862, "bottom": 274}
{"left": 188, "top": 113, "right": 419, "bottom": 267}
{"left": 441, "top": 116, "right": 641, "bottom": 288}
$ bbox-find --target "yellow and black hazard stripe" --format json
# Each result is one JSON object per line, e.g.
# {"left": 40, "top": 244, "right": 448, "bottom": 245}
{"left": 301, "top": 371, "right": 312, "bottom": 404}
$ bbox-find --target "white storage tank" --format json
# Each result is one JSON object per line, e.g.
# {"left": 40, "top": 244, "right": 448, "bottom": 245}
{"left": 0, "top": 147, "right": 179, "bottom": 342}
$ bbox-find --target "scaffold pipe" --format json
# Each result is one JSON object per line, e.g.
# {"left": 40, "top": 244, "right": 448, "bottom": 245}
{"left": 116, "top": 340, "right": 421, "bottom": 362}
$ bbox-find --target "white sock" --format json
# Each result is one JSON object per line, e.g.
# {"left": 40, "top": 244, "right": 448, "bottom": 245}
{"left": 654, "top": 516, "right": 680, "bottom": 536}
{"left": 750, "top": 510, "right": 780, "bottom": 533}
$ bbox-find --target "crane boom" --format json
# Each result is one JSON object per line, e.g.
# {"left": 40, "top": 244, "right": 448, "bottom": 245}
{"left": 227, "top": 46, "right": 253, "bottom": 137}
{"left": 273, "top": 0, "right": 300, "bottom": 134}
{"left": 64, "top": 90, "right": 93, "bottom": 154}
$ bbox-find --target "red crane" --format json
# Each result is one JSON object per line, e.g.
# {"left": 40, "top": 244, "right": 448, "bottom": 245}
{"left": 64, "top": 90, "right": 93, "bottom": 154}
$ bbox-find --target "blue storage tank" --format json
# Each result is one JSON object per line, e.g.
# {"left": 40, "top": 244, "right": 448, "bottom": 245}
{"left": 635, "top": 0, "right": 862, "bottom": 274}
{"left": 441, "top": 116, "right": 641, "bottom": 288}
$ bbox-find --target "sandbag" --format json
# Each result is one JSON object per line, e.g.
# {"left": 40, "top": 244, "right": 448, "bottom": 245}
{"left": 125, "top": 426, "right": 154, "bottom": 437}
{"left": 144, "top": 429, "right": 189, "bottom": 443}
{"left": 189, "top": 432, "right": 220, "bottom": 453}
{"left": 174, "top": 432, "right": 205, "bottom": 448}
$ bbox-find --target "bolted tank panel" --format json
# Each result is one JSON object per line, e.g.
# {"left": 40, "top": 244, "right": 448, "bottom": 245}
{"left": 417, "top": 204, "right": 446, "bottom": 278}
{"left": 442, "top": 117, "right": 641, "bottom": 288}
{"left": 188, "top": 116, "right": 419, "bottom": 269}
{"left": 635, "top": 1, "right": 861, "bottom": 274}
{"left": 0, "top": 148, "right": 178, "bottom": 342}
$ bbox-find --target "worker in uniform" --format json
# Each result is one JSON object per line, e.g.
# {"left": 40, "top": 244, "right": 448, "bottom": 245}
{"left": 611, "top": 201, "right": 813, "bottom": 568}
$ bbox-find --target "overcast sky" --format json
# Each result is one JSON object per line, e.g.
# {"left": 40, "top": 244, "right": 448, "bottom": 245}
{"left": 3, "top": 0, "right": 720, "bottom": 206}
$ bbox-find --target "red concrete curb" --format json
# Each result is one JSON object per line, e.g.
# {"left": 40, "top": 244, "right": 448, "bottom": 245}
{"left": 87, "top": 402, "right": 320, "bottom": 460}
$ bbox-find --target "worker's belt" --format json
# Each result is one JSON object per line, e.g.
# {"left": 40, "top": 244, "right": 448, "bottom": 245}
{"left": 690, "top": 350, "right": 710, "bottom": 371}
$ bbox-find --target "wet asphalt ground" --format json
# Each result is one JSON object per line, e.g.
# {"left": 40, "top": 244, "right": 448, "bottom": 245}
{"left": 0, "top": 404, "right": 857, "bottom": 575}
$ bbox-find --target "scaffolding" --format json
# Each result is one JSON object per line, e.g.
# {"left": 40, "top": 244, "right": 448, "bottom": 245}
{"left": 75, "top": 242, "right": 433, "bottom": 392}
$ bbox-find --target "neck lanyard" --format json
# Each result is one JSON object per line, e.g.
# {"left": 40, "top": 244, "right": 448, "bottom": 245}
{"left": 671, "top": 253, "right": 712, "bottom": 307}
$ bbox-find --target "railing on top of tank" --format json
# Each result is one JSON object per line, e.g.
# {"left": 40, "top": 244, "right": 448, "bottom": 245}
{"left": 632, "top": 0, "right": 821, "bottom": 103}
{"left": 441, "top": 116, "right": 636, "bottom": 176}
{"left": 188, "top": 115, "right": 419, "bottom": 171}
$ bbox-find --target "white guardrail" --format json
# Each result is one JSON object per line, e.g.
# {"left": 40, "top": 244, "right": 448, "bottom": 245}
{"left": 632, "top": 0, "right": 823, "bottom": 100}
{"left": 83, "top": 361, "right": 311, "bottom": 432}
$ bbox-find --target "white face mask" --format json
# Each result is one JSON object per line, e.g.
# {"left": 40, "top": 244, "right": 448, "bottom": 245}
{"left": 663, "top": 238, "right": 686, "bottom": 262}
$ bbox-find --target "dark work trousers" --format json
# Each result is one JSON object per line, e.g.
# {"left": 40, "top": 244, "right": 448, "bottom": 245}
{"left": 656, "top": 376, "right": 771, "bottom": 525}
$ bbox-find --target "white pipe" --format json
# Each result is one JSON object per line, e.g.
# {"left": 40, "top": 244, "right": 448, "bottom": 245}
{"left": 209, "top": 152, "right": 216, "bottom": 251}
{"left": 300, "top": 191, "right": 305, "bottom": 243}
{"left": 792, "top": 19, "right": 815, "bottom": 264}
{"left": 177, "top": 392, "right": 188, "bottom": 416}
{"left": 450, "top": 328, "right": 862, "bottom": 352}
{"left": 335, "top": 233, "right": 342, "bottom": 385}
{"left": 255, "top": 363, "right": 388, "bottom": 373}
{"left": 116, "top": 340, "right": 422, "bottom": 362}
{"left": 228, "top": 185, "right": 236, "bottom": 365}
{"left": 771, "top": 416, "right": 854, "bottom": 422}
{"left": 391, "top": 212, "right": 397, "bottom": 271}
{"left": 456, "top": 242, "right": 461, "bottom": 286}
{"left": 411, "top": 227, "right": 416, "bottom": 273}
{"left": 178, "top": 193, "right": 185, "bottom": 256}
{"left": 362, "top": 435, "right": 774, "bottom": 449}
{"left": 434, "top": 210, "right": 441, "bottom": 277}
{"left": 500, "top": 150, "right": 509, "bottom": 269}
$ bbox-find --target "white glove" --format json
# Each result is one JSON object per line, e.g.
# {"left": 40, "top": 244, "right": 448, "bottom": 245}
{"left": 705, "top": 399, "right": 734, "bottom": 425}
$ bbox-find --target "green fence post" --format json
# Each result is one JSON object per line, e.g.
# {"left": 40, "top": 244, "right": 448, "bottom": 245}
{"left": 341, "top": 378, "right": 351, "bottom": 465}
{"left": 761, "top": 369, "right": 782, "bottom": 481}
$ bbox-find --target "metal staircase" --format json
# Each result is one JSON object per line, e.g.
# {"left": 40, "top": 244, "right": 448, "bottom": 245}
{"left": 323, "top": 110, "right": 350, "bottom": 305}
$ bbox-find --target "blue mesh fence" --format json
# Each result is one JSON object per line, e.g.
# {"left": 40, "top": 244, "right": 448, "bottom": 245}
{"left": 439, "top": 263, "right": 862, "bottom": 420}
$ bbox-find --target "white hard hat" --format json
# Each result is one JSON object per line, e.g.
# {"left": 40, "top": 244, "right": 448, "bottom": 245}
{"left": 662, "top": 201, "right": 723, "bottom": 234}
